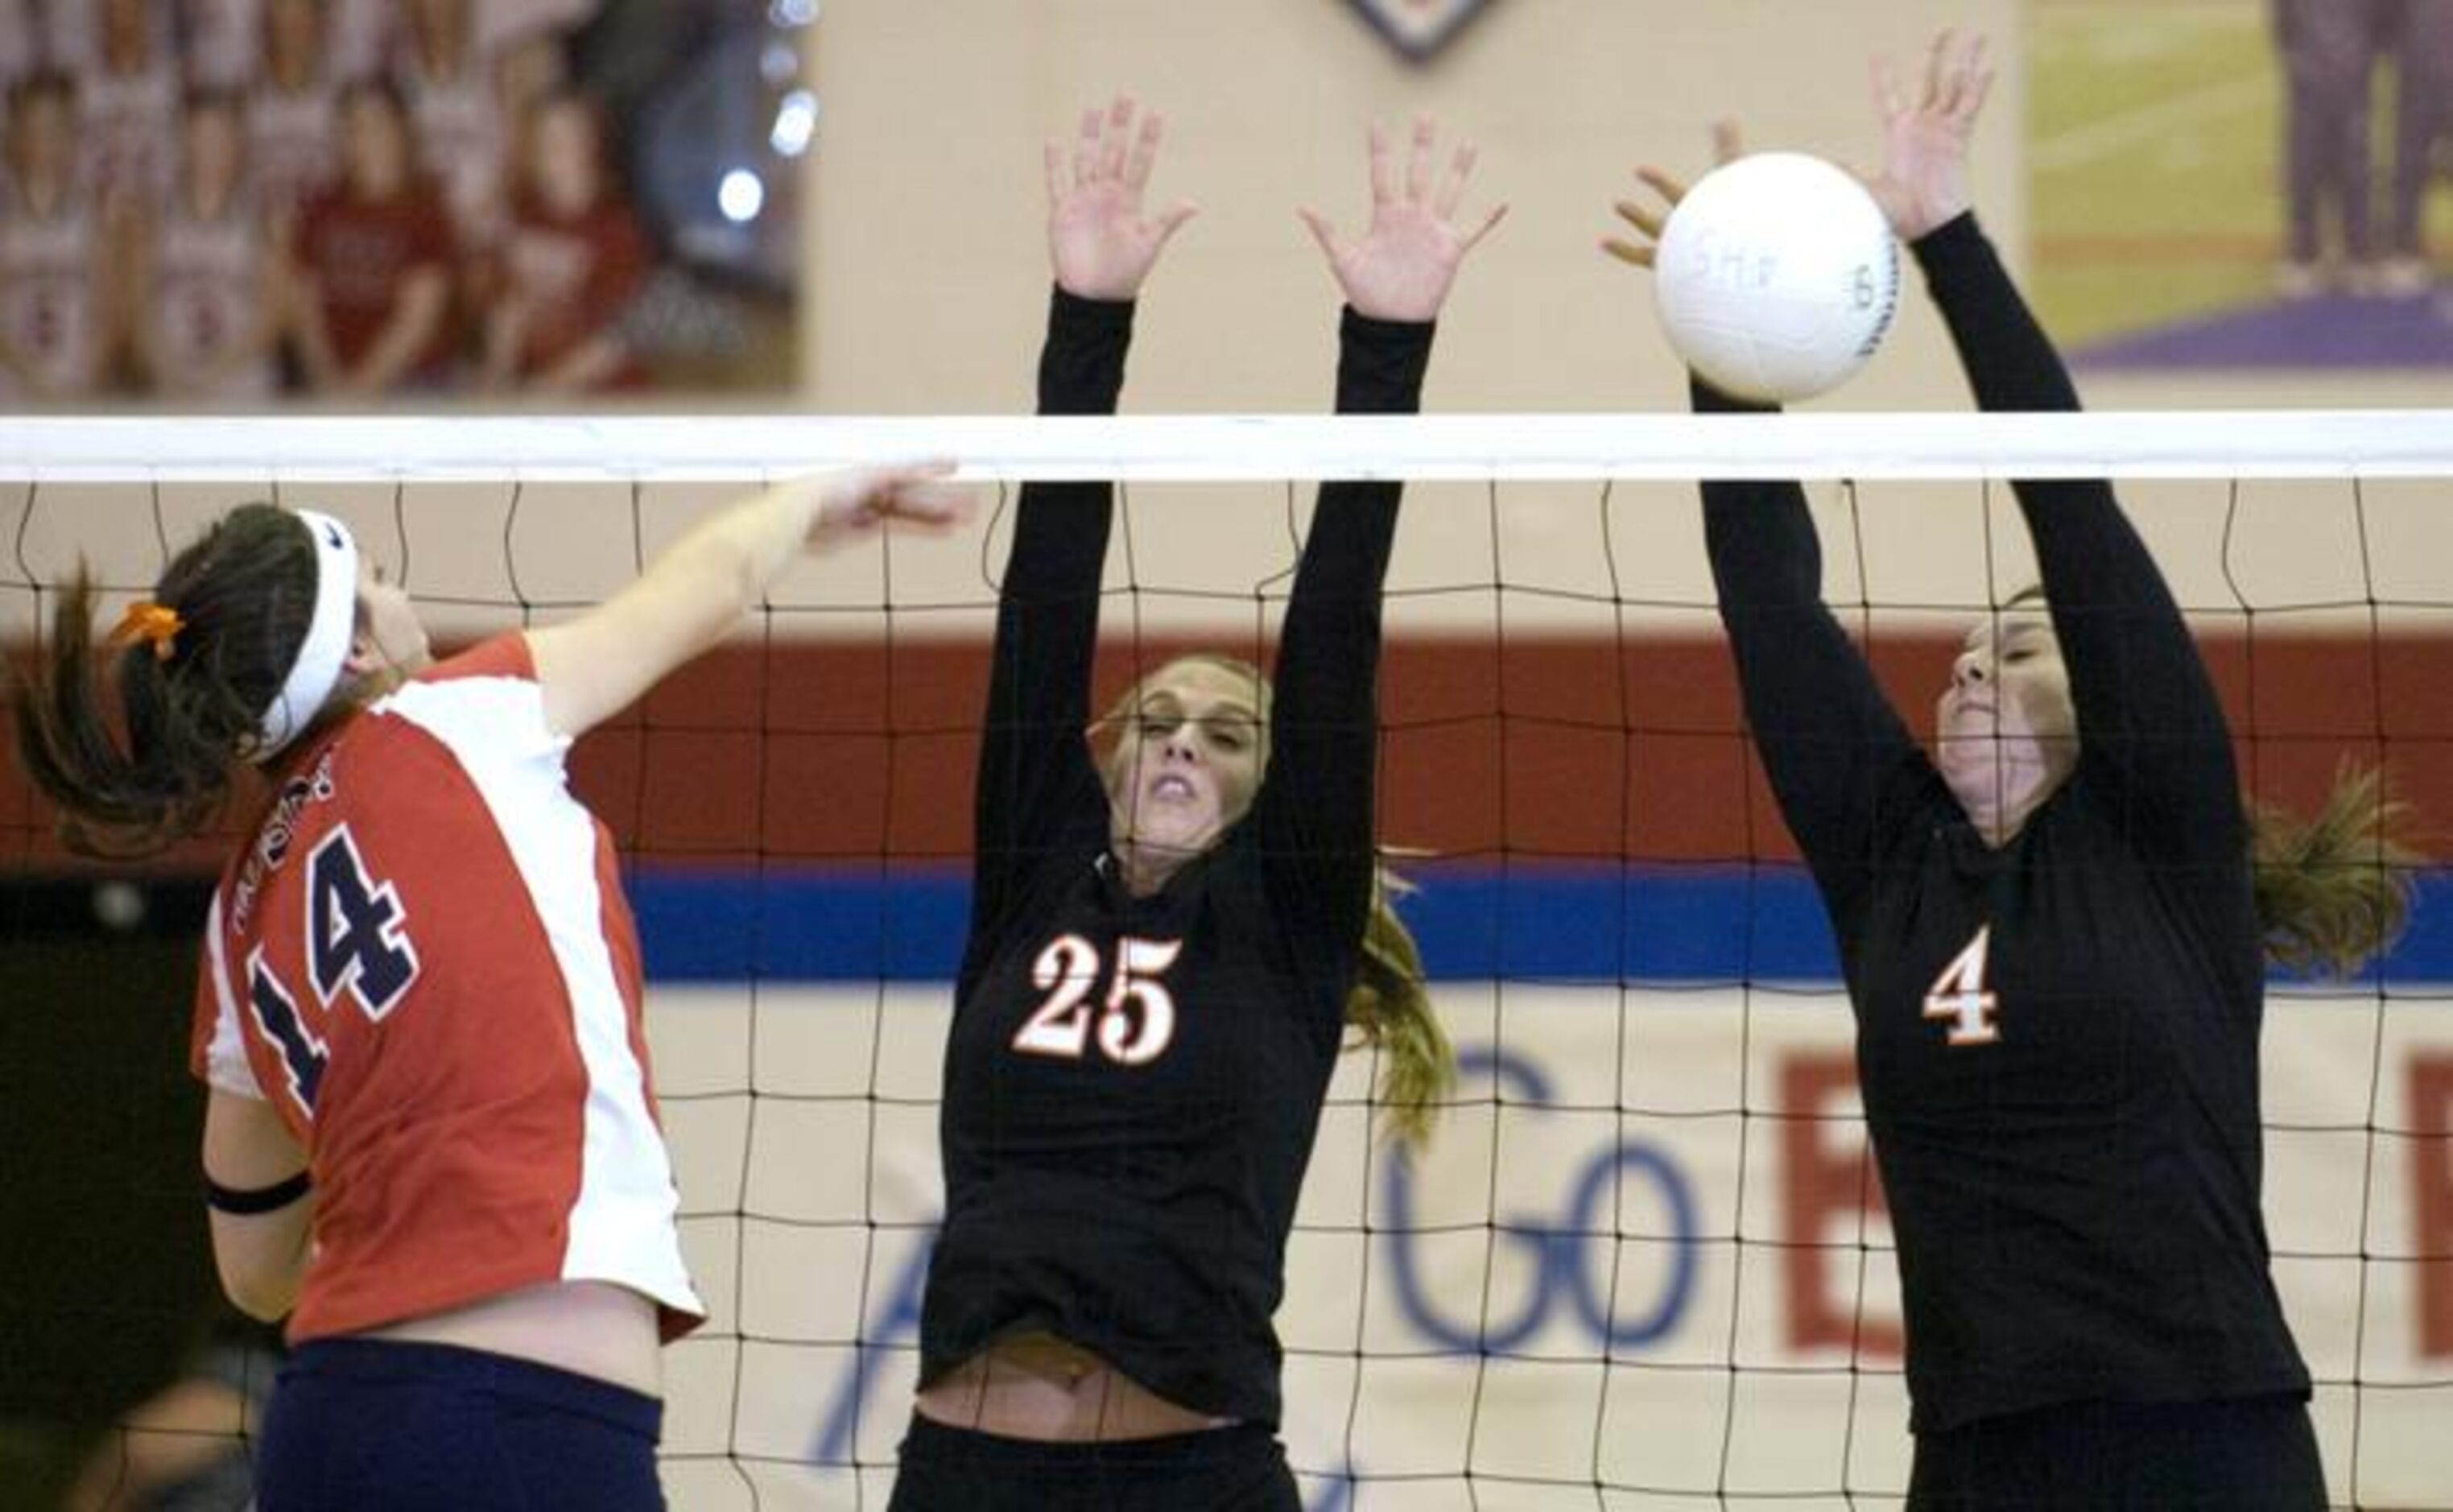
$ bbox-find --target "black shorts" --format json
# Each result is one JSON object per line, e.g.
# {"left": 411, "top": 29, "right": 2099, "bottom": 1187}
{"left": 888, "top": 1415, "right": 1299, "bottom": 1512}
{"left": 1908, "top": 1394, "right": 2324, "bottom": 1512}
{"left": 255, "top": 1338, "right": 665, "bottom": 1512}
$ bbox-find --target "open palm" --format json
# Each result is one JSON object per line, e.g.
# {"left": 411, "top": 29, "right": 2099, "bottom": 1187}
{"left": 1302, "top": 118, "right": 1505, "bottom": 324}
{"left": 1866, "top": 30, "right": 1993, "bottom": 242}
{"left": 1046, "top": 96, "right": 1196, "bottom": 302}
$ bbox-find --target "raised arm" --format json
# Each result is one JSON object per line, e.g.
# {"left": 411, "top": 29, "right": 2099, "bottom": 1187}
{"left": 1877, "top": 32, "right": 2243, "bottom": 866}
{"left": 1259, "top": 119, "right": 1502, "bottom": 948}
{"left": 1607, "top": 155, "right": 1922, "bottom": 922}
{"left": 968, "top": 98, "right": 1194, "bottom": 956}
{"left": 525, "top": 465, "right": 968, "bottom": 741}
{"left": 1697, "top": 441, "right": 1929, "bottom": 919}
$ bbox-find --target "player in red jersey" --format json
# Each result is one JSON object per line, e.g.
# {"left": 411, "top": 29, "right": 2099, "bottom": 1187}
{"left": 285, "top": 76, "right": 456, "bottom": 395}
{"left": 11, "top": 465, "right": 970, "bottom": 1511}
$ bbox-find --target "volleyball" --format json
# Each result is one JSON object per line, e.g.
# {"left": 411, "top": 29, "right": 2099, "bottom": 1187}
{"left": 1651, "top": 151, "right": 1900, "bottom": 403}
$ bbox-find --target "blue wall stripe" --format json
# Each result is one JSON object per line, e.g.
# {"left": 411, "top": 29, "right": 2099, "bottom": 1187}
{"left": 629, "top": 863, "right": 2453, "bottom": 987}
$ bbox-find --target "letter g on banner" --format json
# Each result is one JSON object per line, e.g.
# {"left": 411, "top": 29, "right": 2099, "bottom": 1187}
{"left": 1383, "top": 1044, "right": 1701, "bottom": 1354}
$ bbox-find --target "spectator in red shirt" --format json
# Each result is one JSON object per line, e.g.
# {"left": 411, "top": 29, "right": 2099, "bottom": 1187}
{"left": 481, "top": 88, "right": 651, "bottom": 395}
{"left": 286, "top": 76, "right": 456, "bottom": 395}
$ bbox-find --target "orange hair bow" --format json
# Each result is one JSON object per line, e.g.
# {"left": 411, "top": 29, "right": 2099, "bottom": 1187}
{"left": 109, "top": 601, "right": 186, "bottom": 662}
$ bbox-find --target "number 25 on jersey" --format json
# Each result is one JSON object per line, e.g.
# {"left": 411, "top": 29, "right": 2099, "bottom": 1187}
{"left": 1011, "top": 934, "right": 1183, "bottom": 1066}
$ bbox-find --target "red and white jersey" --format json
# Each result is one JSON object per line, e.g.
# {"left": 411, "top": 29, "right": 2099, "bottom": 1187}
{"left": 147, "top": 192, "right": 275, "bottom": 399}
{"left": 80, "top": 61, "right": 179, "bottom": 206}
{"left": 190, "top": 634, "right": 704, "bottom": 1344}
{"left": 0, "top": 184, "right": 105, "bottom": 399}
{"left": 244, "top": 82, "right": 337, "bottom": 231}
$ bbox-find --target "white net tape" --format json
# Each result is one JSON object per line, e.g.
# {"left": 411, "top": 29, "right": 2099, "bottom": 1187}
{"left": 1, "top": 409, "right": 2448, "bottom": 481}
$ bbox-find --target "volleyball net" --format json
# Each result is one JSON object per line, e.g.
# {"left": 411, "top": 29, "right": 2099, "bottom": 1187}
{"left": 5, "top": 411, "right": 2450, "bottom": 1510}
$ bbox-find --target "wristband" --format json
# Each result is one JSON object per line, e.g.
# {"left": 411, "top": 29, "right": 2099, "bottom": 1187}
{"left": 205, "top": 1168, "right": 312, "bottom": 1215}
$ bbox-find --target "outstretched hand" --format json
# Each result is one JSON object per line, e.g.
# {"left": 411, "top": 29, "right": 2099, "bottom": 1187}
{"left": 1600, "top": 120, "right": 1743, "bottom": 272}
{"left": 1866, "top": 29, "right": 1992, "bottom": 242}
{"left": 1300, "top": 117, "right": 1506, "bottom": 323}
{"left": 1046, "top": 96, "right": 1198, "bottom": 302}
{"left": 811, "top": 461, "right": 975, "bottom": 547}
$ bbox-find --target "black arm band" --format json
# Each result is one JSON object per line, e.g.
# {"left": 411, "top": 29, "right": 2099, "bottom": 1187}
{"left": 205, "top": 1169, "right": 312, "bottom": 1215}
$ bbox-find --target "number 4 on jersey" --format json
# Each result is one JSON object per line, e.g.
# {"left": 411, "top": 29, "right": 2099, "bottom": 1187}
{"left": 307, "top": 825, "right": 419, "bottom": 1019}
{"left": 1922, "top": 925, "right": 2001, "bottom": 1047}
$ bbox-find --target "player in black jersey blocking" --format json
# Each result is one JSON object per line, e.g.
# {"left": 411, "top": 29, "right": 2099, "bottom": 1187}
{"left": 889, "top": 98, "right": 1501, "bottom": 1510}
{"left": 1606, "top": 31, "right": 2415, "bottom": 1512}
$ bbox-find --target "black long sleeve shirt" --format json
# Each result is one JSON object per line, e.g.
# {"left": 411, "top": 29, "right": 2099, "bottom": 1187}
{"left": 1699, "top": 214, "right": 2307, "bottom": 1432}
{"left": 919, "top": 287, "right": 1431, "bottom": 1427}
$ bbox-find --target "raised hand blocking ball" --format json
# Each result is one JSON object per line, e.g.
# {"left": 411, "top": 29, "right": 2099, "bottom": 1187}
{"left": 1651, "top": 152, "right": 1900, "bottom": 403}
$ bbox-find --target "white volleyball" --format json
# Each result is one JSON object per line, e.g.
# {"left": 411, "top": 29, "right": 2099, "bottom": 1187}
{"left": 1652, "top": 151, "right": 1901, "bottom": 403}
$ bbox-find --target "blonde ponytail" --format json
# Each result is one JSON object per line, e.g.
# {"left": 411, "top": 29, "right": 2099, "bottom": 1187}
{"left": 2252, "top": 762, "right": 2420, "bottom": 977}
{"left": 1347, "top": 868, "right": 1456, "bottom": 1150}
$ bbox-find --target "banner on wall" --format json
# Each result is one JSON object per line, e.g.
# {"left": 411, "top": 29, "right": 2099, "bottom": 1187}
{"left": 2033, "top": 2, "right": 2453, "bottom": 370}
{"left": 645, "top": 985, "right": 2453, "bottom": 1510}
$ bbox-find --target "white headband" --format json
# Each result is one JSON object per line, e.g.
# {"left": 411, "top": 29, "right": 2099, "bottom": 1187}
{"left": 251, "top": 508, "right": 360, "bottom": 762}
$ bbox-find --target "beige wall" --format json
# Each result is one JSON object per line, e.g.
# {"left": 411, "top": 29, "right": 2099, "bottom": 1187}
{"left": 804, "top": 0, "right": 2029, "bottom": 416}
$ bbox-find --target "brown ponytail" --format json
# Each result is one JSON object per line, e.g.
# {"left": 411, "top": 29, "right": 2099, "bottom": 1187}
{"left": 9, "top": 505, "right": 318, "bottom": 858}
{"left": 2252, "top": 762, "right": 2420, "bottom": 977}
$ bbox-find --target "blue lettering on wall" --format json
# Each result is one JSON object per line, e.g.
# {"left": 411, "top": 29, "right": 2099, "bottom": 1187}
{"left": 809, "top": 1042, "right": 1700, "bottom": 1494}
{"left": 1383, "top": 1046, "right": 1698, "bottom": 1353}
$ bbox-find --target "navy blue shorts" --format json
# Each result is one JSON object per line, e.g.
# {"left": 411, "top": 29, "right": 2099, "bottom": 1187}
{"left": 1908, "top": 1394, "right": 2325, "bottom": 1511}
{"left": 888, "top": 1415, "right": 1299, "bottom": 1512}
{"left": 255, "top": 1338, "right": 664, "bottom": 1512}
